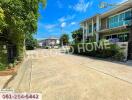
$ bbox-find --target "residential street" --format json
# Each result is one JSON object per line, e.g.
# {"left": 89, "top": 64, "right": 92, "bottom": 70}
{"left": 5, "top": 49, "right": 132, "bottom": 100}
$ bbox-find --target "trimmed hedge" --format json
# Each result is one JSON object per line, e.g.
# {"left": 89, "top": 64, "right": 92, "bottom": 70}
{"left": 70, "top": 41, "right": 124, "bottom": 60}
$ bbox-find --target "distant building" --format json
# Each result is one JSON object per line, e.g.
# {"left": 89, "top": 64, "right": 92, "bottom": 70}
{"left": 39, "top": 37, "right": 60, "bottom": 48}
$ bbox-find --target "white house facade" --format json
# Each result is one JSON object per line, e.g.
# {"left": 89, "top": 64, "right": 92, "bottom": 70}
{"left": 80, "top": 0, "right": 132, "bottom": 59}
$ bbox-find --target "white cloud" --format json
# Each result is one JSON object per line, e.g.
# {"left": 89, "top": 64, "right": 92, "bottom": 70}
{"left": 58, "top": 15, "right": 75, "bottom": 22}
{"left": 61, "top": 22, "right": 67, "bottom": 28}
{"left": 70, "top": 22, "right": 76, "bottom": 25}
{"left": 38, "top": 22, "right": 56, "bottom": 29}
{"left": 59, "top": 17, "right": 66, "bottom": 22}
{"left": 44, "top": 24, "right": 57, "bottom": 29}
{"left": 71, "top": 0, "right": 93, "bottom": 12}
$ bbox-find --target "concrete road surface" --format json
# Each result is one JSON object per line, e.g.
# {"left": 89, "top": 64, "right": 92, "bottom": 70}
{"left": 5, "top": 49, "right": 132, "bottom": 100}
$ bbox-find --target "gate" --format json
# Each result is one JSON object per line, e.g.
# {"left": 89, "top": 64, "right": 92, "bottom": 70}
{"left": 7, "top": 45, "right": 17, "bottom": 63}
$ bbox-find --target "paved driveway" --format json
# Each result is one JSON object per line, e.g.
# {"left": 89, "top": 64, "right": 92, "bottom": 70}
{"left": 6, "top": 49, "right": 132, "bottom": 100}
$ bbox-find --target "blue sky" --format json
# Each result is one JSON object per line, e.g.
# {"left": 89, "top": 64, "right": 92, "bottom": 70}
{"left": 35, "top": 0, "right": 127, "bottom": 40}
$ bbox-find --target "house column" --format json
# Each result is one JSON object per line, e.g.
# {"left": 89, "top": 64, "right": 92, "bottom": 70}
{"left": 96, "top": 16, "right": 100, "bottom": 42}
{"left": 83, "top": 23, "right": 85, "bottom": 43}
{"left": 92, "top": 18, "right": 94, "bottom": 36}
{"left": 86, "top": 21, "right": 88, "bottom": 40}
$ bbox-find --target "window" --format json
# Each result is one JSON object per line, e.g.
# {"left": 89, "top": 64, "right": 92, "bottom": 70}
{"left": 106, "top": 36, "right": 110, "bottom": 39}
{"left": 124, "top": 33, "right": 129, "bottom": 41}
{"left": 118, "top": 33, "right": 129, "bottom": 42}
{"left": 112, "top": 35, "right": 117, "bottom": 38}
{"left": 89, "top": 24, "right": 92, "bottom": 33}
{"left": 108, "top": 9, "right": 132, "bottom": 29}
{"left": 125, "top": 11, "right": 131, "bottom": 19}
{"left": 94, "top": 23, "right": 96, "bottom": 31}
{"left": 118, "top": 34, "right": 124, "bottom": 42}
{"left": 105, "top": 33, "right": 129, "bottom": 42}
{"left": 119, "top": 13, "right": 124, "bottom": 21}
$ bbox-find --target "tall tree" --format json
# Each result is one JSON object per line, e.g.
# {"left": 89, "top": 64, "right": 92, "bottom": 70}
{"left": 72, "top": 28, "right": 83, "bottom": 43}
{"left": 60, "top": 34, "right": 69, "bottom": 46}
{"left": 0, "top": 7, "right": 6, "bottom": 33}
{"left": 0, "top": 0, "right": 46, "bottom": 58}
{"left": 25, "top": 34, "right": 38, "bottom": 50}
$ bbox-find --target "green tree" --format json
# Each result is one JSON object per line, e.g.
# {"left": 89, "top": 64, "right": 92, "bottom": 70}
{"left": 72, "top": 28, "right": 83, "bottom": 43}
{"left": 25, "top": 34, "right": 38, "bottom": 50}
{"left": 60, "top": 34, "right": 69, "bottom": 46}
{"left": 0, "top": 0, "right": 46, "bottom": 58}
{"left": 0, "top": 7, "right": 6, "bottom": 33}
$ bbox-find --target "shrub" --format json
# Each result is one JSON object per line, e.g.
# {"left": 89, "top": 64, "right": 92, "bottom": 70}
{"left": 45, "top": 46, "right": 50, "bottom": 49}
{"left": 17, "top": 56, "right": 23, "bottom": 61}
{"left": 70, "top": 41, "right": 124, "bottom": 61}
{"left": 26, "top": 46, "right": 35, "bottom": 50}
{"left": 113, "top": 51, "right": 125, "bottom": 61}
{"left": 0, "top": 63, "right": 6, "bottom": 71}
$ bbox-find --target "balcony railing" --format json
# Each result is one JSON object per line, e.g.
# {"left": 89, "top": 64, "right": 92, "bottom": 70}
{"left": 100, "top": 19, "right": 132, "bottom": 30}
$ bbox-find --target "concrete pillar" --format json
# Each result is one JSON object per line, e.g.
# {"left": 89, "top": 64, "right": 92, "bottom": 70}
{"left": 83, "top": 23, "right": 85, "bottom": 43}
{"left": 96, "top": 16, "right": 100, "bottom": 31}
{"left": 92, "top": 18, "right": 94, "bottom": 36}
{"left": 86, "top": 21, "right": 88, "bottom": 39}
{"left": 96, "top": 16, "right": 100, "bottom": 42}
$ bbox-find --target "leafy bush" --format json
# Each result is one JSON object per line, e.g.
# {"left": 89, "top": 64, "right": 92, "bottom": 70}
{"left": 17, "top": 56, "right": 23, "bottom": 61}
{"left": 0, "top": 63, "right": 6, "bottom": 71}
{"left": 70, "top": 41, "right": 124, "bottom": 61}
{"left": 113, "top": 52, "right": 125, "bottom": 61}
{"left": 45, "top": 46, "right": 50, "bottom": 49}
{"left": 26, "top": 34, "right": 38, "bottom": 50}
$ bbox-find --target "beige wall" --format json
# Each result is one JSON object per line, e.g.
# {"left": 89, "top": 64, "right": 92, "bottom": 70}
{"left": 117, "top": 42, "right": 128, "bottom": 60}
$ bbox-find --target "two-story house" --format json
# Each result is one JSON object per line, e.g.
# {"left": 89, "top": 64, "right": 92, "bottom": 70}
{"left": 81, "top": 0, "right": 132, "bottom": 59}
{"left": 99, "top": 1, "right": 132, "bottom": 42}
{"left": 39, "top": 37, "right": 60, "bottom": 48}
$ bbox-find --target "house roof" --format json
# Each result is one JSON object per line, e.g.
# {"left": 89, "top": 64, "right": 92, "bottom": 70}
{"left": 80, "top": 14, "right": 100, "bottom": 24}
{"left": 38, "top": 37, "right": 59, "bottom": 43}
